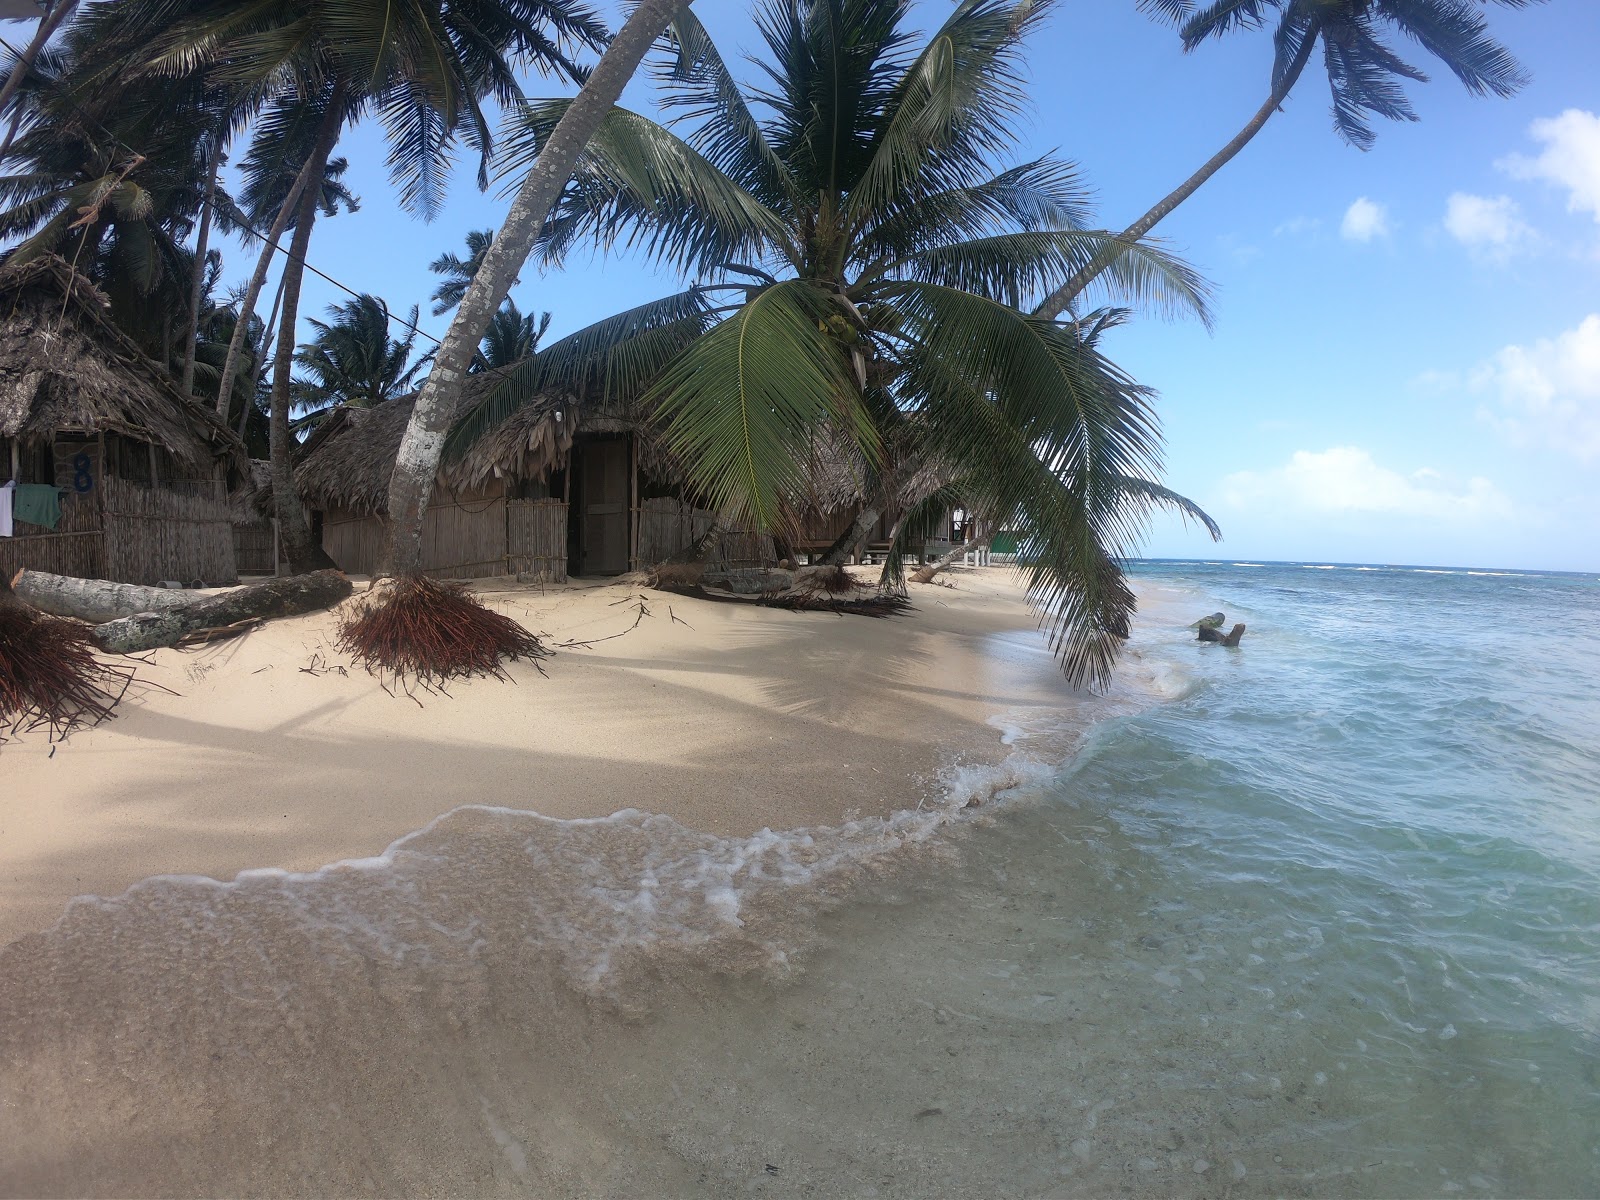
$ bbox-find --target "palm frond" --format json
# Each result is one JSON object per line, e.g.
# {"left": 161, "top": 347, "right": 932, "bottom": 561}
{"left": 848, "top": 0, "right": 1056, "bottom": 222}
{"left": 499, "top": 99, "right": 792, "bottom": 274}
{"left": 889, "top": 229, "right": 1212, "bottom": 321}
{"left": 647, "top": 279, "right": 875, "bottom": 528}
{"left": 656, "top": 7, "right": 799, "bottom": 210}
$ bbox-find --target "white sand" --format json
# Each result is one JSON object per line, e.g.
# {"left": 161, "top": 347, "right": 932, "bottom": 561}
{"left": 1, "top": 568, "right": 1083, "bottom": 946}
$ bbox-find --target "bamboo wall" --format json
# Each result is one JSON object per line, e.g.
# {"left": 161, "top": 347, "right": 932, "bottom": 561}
{"left": 0, "top": 487, "right": 103, "bottom": 582}
{"left": 102, "top": 476, "right": 237, "bottom": 585}
{"left": 2, "top": 475, "right": 235, "bottom": 585}
{"left": 507, "top": 498, "right": 567, "bottom": 582}
{"left": 321, "top": 486, "right": 570, "bottom": 582}
{"left": 233, "top": 520, "right": 276, "bottom": 575}
{"left": 635, "top": 496, "right": 774, "bottom": 568}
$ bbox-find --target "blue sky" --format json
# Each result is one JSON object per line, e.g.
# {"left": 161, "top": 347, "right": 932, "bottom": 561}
{"left": 206, "top": 1, "right": 1599, "bottom": 573}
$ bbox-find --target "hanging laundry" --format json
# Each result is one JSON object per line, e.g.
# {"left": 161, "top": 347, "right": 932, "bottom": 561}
{"left": 0, "top": 480, "right": 12, "bottom": 537}
{"left": 12, "top": 483, "right": 63, "bottom": 530}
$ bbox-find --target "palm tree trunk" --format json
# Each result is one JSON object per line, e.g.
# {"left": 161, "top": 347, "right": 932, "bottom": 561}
{"left": 380, "top": 0, "right": 689, "bottom": 579}
{"left": 1032, "top": 31, "right": 1318, "bottom": 321}
{"left": 910, "top": 529, "right": 987, "bottom": 584}
{"left": 269, "top": 90, "right": 344, "bottom": 574}
{"left": 180, "top": 132, "right": 224, "bottom": 397}
{"left": 819, "top": 506, "right": 880, "bottom": 566}
{"left": 235, "top": 272, "right": 286, "bottom": 442}
{"left": 215, "top": 143, "right": 322, "bottom": 416}
{"left": 0, "top": 0, "right": 78, "bottom": 161}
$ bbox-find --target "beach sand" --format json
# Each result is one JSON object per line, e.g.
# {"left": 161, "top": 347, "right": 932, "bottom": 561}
{"left": 0, "top": 568, "right": 1198, "bottom": 1199}
{"left": 0, "top": 567, "right": 1081, "bottom": 947}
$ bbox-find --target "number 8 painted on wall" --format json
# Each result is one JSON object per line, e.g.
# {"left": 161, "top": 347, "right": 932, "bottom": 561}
{"left": 72, "top": 452, "right": 93, "bottom": 493}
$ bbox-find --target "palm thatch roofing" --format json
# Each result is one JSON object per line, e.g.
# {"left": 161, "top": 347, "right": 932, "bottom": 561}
{"left": 0, "top": 254, "right": 245, "bottom": 471}
{"left": 293, "top": 369, "right": 599, "bottom": 515}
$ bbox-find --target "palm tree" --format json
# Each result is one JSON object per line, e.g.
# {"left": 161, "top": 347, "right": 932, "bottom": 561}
{"left": 381, "top": 0, "right": 689, "bottom": 581}
{"left": 441, "top": 0, "right": 1215, "bottom": 686}
{"left": 1034, "top": 0, "right": 1541, "bottom": 319}
{"left": 0, "top": 39, "right": 226, "bottom": 357}
{"left": 291, "top": 296, "right": 426, "bottom": 429}
{"left": 429, "top": 230, "right": 524, "bottom": 316}
{"left": 115, "top": 0, "right": 607, "bottom": 572}
{"left": 475, "top": 299, "right": 551, "bottom": 370}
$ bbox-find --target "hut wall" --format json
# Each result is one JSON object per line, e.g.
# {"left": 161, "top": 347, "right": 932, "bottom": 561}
{"left": 233, "top": 520, "right": 277, "bottom": 575}
{"left": 636, "top": 496, "right": 773, "bottom": 568}
{"left": 320, "top": 484, "right": 522, "bottom": 581}
{"left": 102, "top": 476, "right": 237, "bottom": 585}
{"left": 0, "top": 486, "right": 104, "bottom": 582}
{"left": 507, "top": 498, "right": 567, "bottom": 582}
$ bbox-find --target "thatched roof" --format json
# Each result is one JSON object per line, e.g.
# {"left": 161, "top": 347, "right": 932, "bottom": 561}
{"left": 291, "top": 367, "right": 583, "bottom": 514}
{"left": 292, "top": 363, "right": 690, "bottom": 515}
{"left": 0, "top": 255, "right": 245, "bottom": 470}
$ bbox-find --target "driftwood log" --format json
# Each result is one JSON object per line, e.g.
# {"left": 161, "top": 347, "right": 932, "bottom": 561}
{"left": 90, "top": 571, "right": 353, "bottom": 654}
{"left": 10, "top": 570, "right": 193, "bottom": 624}
{"left": 1198, "top": 622, "right": 1246, "bottom": 647}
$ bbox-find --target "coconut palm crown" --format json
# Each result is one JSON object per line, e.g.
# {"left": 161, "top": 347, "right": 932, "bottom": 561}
{"left": 449, "top": 0, "right": 1218, "bottom": 687}
{"left": 292, "top": 295, "right": 426, "bottom": 428}
{"left": 1142, "top": 0, "right": 1540, "bottom": 149}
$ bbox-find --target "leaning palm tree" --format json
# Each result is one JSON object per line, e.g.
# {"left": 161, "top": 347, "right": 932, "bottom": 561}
{"left": 1034, "top": 0, "right": 1540, "bottom": 319}
{"left": 446, "top": 0, "right": 1215, "bottom": 686}
{"left": 291, "top": 295, "right": 425, "bottom": 430}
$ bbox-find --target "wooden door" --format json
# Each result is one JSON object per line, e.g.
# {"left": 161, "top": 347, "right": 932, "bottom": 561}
{"left": 579, "top": 440, "right": 629, "bottom": 575}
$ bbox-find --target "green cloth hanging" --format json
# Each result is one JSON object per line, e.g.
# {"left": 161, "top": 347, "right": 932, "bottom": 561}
{"left": 12, "top": 483, "right": 63, "bottom": 530}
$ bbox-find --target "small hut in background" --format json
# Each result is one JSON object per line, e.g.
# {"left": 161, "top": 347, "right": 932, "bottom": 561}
{"left": 0, "top": 255, "right": 246, "bottom": 585}
{"left": 289, "top": 376, "right": 771, "bottom": 581}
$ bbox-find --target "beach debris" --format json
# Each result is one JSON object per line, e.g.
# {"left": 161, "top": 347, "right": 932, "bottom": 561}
{"left": 645, "top": 560, "right": 907, "bottom": 616}
{"left": 1195, "top": 616, "right": 1246, "bottom": 647}
{"left": 89, "top": 571, "right": 354, "bottom": 655}
{"left": 556, "top": 595, "right": 650, "bottom": 648}
{"left": 336, "top": 574, "right": 549, "bottom": 689}
{"left": 0, "top": 581, "right": 137, "bottom": 742}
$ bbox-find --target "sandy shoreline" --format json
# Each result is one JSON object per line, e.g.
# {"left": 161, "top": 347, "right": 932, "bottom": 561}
{"left": 1, "top": 567, "right": 1103, "bottom": 947}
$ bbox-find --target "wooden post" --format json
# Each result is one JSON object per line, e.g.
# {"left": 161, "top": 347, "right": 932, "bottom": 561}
{"left": 628, "top": 433, "right": 640, "bottom": 571}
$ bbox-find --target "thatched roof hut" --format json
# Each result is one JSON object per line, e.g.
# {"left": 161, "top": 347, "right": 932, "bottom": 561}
{"left": 288, "top": 366, "right": 691, "bottom": 516}
{"left": 0, "top": 254, "right": 244, "bottom": 472}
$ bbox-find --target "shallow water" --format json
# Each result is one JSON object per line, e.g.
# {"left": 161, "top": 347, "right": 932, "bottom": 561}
{"left": 3, "top": 562, "right": 1597, "bottom": 1197}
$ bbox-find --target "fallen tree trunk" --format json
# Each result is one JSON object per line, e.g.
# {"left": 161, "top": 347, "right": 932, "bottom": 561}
{"left": 10, "top": 570, "right": 194, "bottom": 624}
{"left": 910, "top": 533, "right": 987, "bottom": 584}
{"left": 90, "top": 570, "right": 353, "bottom": 655}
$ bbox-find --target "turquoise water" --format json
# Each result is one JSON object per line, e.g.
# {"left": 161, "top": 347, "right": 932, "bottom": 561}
{"left": 3, "top": 561, "right": 1596, "bottom": 1197}
{"left": 1063, "top": 560, "right": 1600, "bottom": 1193}
{"left": 626, "top": 558, "right": 1600, "bottom": 1196}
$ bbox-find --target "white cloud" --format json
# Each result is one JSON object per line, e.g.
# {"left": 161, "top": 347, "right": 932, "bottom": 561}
{"left": 1340, "top": 197, "right": 1390, "bottom": 243}
{"left": 1274, "top": 216, "right": 1322, "bottom": 237}
{"left": 1221, "top": 447, "right": 1510, "bottom": 521}
{"left": 1443, "top": 192, "right": 1532, "bottom": 258}
{"left": 1470, "top": 314, "right": 1600, "bottom": 460}
{"left": 1499, "top": 109, "right": 1600, "bottom": 223}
